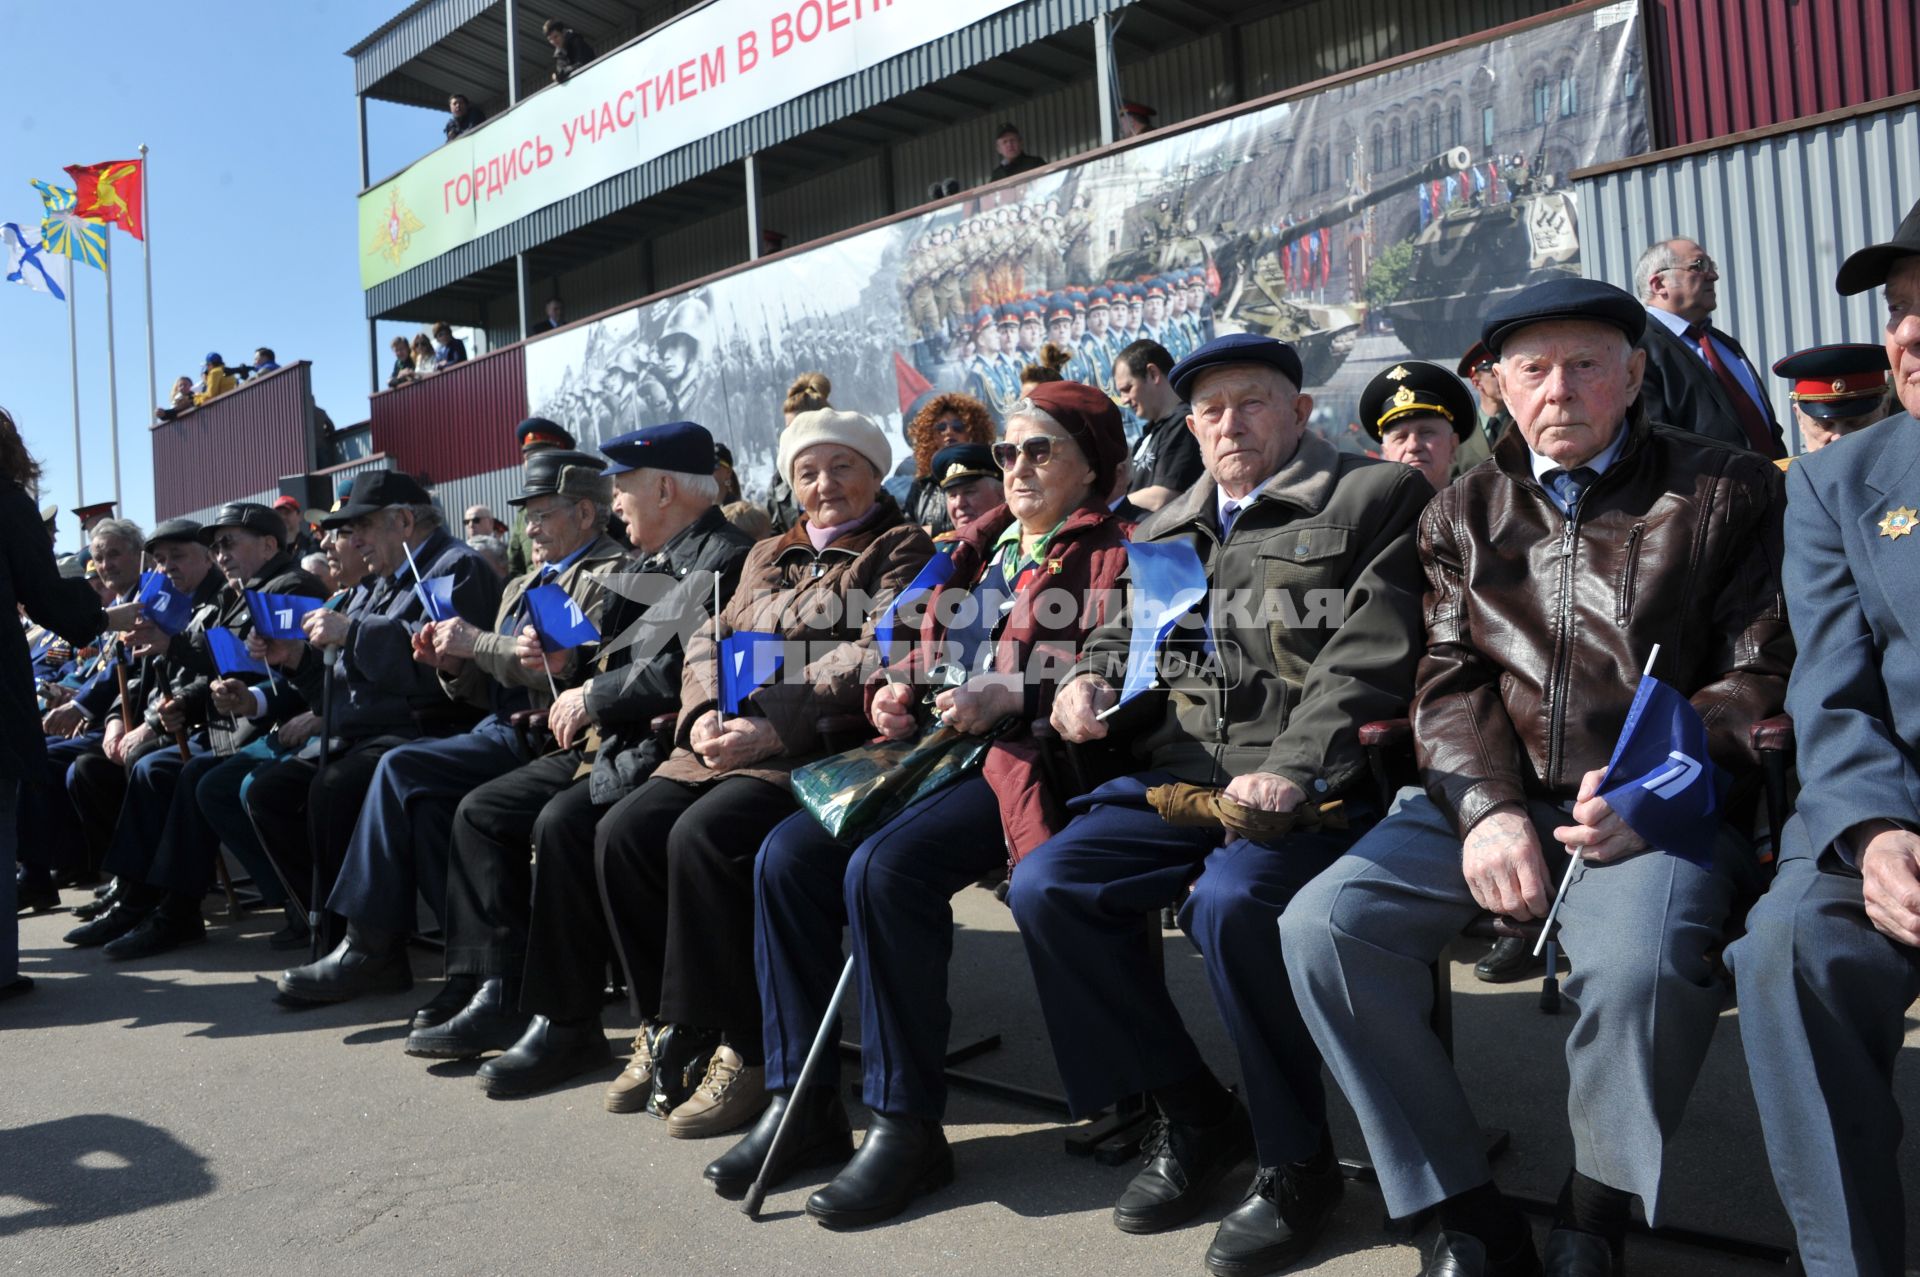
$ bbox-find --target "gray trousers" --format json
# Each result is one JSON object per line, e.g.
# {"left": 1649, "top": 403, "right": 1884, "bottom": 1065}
{"left": 1725, "top": 821, "right": 1920, "bottom": 1277}
{"left": 1280, "top": 789, "right": 1739, "bottom": 1223}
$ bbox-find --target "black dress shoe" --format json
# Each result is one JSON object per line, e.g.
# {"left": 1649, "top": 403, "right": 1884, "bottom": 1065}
{"left": 647, "top": 1022, "right": 721, "bottom": 1117}
{"left": 1475, "top": 936, "right": 1546, "bottom": 984}
{"left": 71, "top": 881, "right": 120, "bottom": 921}
{"left": 0, "top": 975, "right": 33, "bottom": 1002}
{"left": 704, "top": 1088, "right": 854, "bottom": 1198}
{"left": 275, "top": 925, "right": 411, "bottom": 1004}
{"left": 1112, "top": 1101, "right": 1255, "bottom": 1235}
{"left": 63, "top": 900, "right": 150, "bottom": 947}
{"left": 103, "top": 910, "right": 207, "bottom": 960}
{"left": 16, "top": 877, "right": 59, "bottom": 915}
{"left": 1204, "top": 1159, "right": 1345, "bottom": 1276}
{"left": 476, "top": 1016, "right": 612, "bottom": 1097}
{"left": 267, "top": 904, "right": 311, "bottom": 952}
{"left": 805, "top": 1112, "right": 953, "bottom": 1229}
{"left": 409, "top": 973, "right": 481, "bottom": 1032}
{"left": 1542, "top": 1229, "right": 1619, "bottom": 1277}
{"left": 1424, "top": 1230, "right": 1544, "bottom": 1277}
{"left": 406, "top": 978, "right": 528, "bottom": 1059}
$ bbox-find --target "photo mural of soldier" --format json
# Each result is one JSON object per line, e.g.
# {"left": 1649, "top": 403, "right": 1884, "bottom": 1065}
{"left": 523, "top": 3, "right": 1649, "bottom": 499}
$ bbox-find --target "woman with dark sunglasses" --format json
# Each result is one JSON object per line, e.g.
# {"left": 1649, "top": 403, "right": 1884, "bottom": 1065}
{"left": 901, "top": 393, "right": 997, "bottom": 536}
{"left": 708, "top": 380, "right": 1134, "bottom": 1225}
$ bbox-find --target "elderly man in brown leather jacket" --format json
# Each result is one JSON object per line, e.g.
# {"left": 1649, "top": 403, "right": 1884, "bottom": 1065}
{"left": 1282, "top": 278, "right": 1791, "bottom": 1277}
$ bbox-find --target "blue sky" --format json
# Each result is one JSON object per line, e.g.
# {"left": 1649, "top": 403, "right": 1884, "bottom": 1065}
{"left": 0, "top": 2, "right": 456, "bottom": 553}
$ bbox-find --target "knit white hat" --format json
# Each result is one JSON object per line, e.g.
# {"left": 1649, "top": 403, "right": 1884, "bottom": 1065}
{"left": 777, "top": 408, "right": 893, "bottom": 486}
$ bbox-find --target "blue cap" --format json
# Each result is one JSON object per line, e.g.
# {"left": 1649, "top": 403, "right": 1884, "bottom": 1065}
{"left": 1168, "top": 333, "right": 1305, "bottom": 401}
{"left": 600, "top": 421, "right": 716, "bottom": 476}
{"left": 204, "top": 351, "right": 223, "bottom": 367}
{"left": 1480, "top": 278, "right": 1646, "bottom": 356}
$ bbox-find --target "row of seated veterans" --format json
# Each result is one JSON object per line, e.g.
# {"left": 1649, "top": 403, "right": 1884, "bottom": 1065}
{"left": 29, "top": 210, "right": 1920, "bottom": 1277}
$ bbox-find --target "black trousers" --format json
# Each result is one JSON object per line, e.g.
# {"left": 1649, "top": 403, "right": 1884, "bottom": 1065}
{"left": 66, "top": 749, "right": 129, "bottom": 875}
{"left": 443, "top": 749, "right": 593, "bottom": 980}
{"left": 242, "top": 735, "right": 411, "bottom": 914}
{"left": 20, "top": 733, "right": 101, "bottom": 876}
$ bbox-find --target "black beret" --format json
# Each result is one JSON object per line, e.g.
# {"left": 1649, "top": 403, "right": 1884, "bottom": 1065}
{"left": 515, "top": 416, "right": 576, "bottom": 451}
{"left": 600, "top": 421, "right": 716, "bottom": 477}
{"left": 320, "top": 470, "right": 434, "bottom": 528}
{"left": 1480, "top": 278, "right": 1646, "bottom": 356}
{"left": 199, "top": 503, "right": 283, "bottom": 544}
{"left": 1357, "top": 362, "right": 1479, "bottom": 443}
{"left": 932, "top": 443, "right": 998, "bottom": 490}
{"left": 510, "top": 449, "right": 611, "bottom": 506}
{"left": 1166, "top": 333, "right": 1305, "bottom": 402}
{"left": 145, "top": 518, "right": 204, "bottom": 551}
{"left": 1836, "top": 197, "right": 1920, "bottom": 296}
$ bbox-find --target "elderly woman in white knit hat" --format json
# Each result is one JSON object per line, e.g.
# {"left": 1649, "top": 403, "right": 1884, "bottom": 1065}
{"left": 511, "top": 407, "right": 936, "bottom": 1136}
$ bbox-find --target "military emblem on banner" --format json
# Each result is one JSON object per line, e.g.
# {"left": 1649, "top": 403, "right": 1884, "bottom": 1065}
{"left": 369, "top": 189, "right": 425, "bottom": 267}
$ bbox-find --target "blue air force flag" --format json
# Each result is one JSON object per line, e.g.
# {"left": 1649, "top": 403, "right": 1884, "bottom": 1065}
{"left": 718, "top": 631, "right": 784, "bottom": 716}
{"left": 1117, "top": 540, "right": 1210, "bottom": 706}
{"left": 1595, "top": 675, "right": 1728, "bottom": 863}
{"left": 137, "top": 571, "right": 192, "bottom": 635}
{"left": 523, "top": 583, "right": 600, "bottom": 650}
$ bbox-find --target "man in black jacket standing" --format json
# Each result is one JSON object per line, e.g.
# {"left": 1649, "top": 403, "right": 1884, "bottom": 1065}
{"left": 545, "top": 18, "right": 597, "bottom": 82}
{"left": 1631, "top": 236, "right": 1784, "bottom": 458}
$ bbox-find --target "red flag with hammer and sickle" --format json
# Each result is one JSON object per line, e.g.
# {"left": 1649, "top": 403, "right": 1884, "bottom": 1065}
{"left": 65, "top": 160, "right": 144, "bottom": 240}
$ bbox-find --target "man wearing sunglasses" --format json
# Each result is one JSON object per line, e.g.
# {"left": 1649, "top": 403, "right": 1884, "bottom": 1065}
{"left": 1632, "top": 237, "right": 1784, "bottom": 458}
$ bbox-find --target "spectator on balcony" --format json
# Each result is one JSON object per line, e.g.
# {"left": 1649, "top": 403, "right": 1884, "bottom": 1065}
{"left": 988, "top": 124, "right": 1047, "bottom": 184}
{"left": 540, "top": 298, "right": 565, "bottom": 331}
{"left": 252, "top": 348, "right": 279, "bottom": 375}
{"left": 154, "top": 377, "right": 195, "bottom": 423}
{"left": 544, "top": 19, "right": 597, "bottom": 83}
{"left": 1118, "top": 101, "right": 1157, "bottom": 139}
{"left": 432, "top": 323, "right": 469, "bottom": 370}
{"left": 444, "top": 94, "right": 485, "bottom": 142}
{"left": 387, "top": 337, "right": 418, "bottom": 389}
{"left": 409, "top": 333, "right": 437, "bottom": 379}
{"left": 193, "top": 353, "right": 238, "bottom": 406}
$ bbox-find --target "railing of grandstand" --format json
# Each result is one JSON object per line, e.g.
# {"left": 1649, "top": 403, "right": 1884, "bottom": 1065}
{"left": 367, "top": 344, "right": 527, "bottom": 491}
{"left": 150, "top": 362, "right": 318, "bottom": 521}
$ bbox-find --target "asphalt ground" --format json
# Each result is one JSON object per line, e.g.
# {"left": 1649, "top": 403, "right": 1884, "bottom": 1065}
{"left": 6, "top": 882, "right": 1917, "bottom": 1276}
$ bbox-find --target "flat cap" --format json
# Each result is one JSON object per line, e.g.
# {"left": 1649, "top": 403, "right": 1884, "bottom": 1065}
{"left": 1771, "top": 343, "right": 1891, "bottom": 419}
{"left": 511, "top": 448, "right": 611, "bottom": 506}
{"left": 1358, "top": 362, "right": 1479, "bottom": 443}
{"left": 1836, "top": 196, "right": 1920, "bottom": 296}
{"left": 932, "top": 443, "right": 998, "bottom": 491}
{"left": 199, "top": 502, "right": 283, "bottom": 544}
{"left": 515, "top": 416, "right": 576, "bottom": 452}
{"left": 1480, "top": 278, "right": 1645, "bottom": 355}
{"left": 601, "top": 421, "right": 716, "bottom": 477}
{"left": 1167, "top": 333, "right": 1305, "bottom": 402}
{"left": 321, "top": 470, "right": 434, "bottom": 528}
{"left": 145, "top": 518, "right": 204, "bottom": 551}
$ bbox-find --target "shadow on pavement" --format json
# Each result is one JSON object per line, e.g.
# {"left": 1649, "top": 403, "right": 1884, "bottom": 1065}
{"left": 0, "top": 1114, "right": 214, "bottom": 1236}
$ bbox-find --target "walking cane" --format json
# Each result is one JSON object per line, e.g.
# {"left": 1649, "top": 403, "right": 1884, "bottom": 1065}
{"left": 742, "top": 955, "right": 855, "bottom": 1219}
{"left": 309, "top": 645, "right": 339, "bottom": 963}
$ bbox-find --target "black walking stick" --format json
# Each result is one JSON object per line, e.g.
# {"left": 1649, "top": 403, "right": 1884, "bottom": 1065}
{"left": 309, "top": 645, "right": 339, "bottom": 963}
{"left": 742, "top": 955, "right": 855, "bottom": 1219}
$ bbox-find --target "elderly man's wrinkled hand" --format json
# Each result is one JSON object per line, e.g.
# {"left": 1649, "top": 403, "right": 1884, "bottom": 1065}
{"left": 1051, "top": 674, "right": 1115, "bottom": 743}
{"left": 1462, "top": 805, "right": 1551, "bottom": 920}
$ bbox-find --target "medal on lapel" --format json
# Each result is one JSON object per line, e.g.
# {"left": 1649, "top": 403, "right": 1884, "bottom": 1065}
{"left": 1879, "top": 506, "right": 1917, "bottom": 540}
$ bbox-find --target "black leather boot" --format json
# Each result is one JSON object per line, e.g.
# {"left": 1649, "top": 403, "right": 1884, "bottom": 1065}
{"left": 646, "top": 1023, "right": 721, "bottom": 1118}
{"left": 409, "top": 973, "right": 482, "bottom": 1031}
{"left": 275, "top": 923, "right": 411, "bottom": 1004}
{"left": 805, "top": 1112, "right": 953, "bottom": 1228}
{"left": 405, "top": 978, "right": 528, "bottom": 1059}
{"left": 476, "top": 1015, "right": 612, "bottom": 1097}
{"left": 1112, "top": 1098, "right": 1255, "bottom": 1234}
{"left": 704, "top": 1087, "right": 854, "bottom": 1198}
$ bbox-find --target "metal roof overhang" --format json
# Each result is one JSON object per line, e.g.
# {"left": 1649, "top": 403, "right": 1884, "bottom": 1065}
{"left": 356, "top": 0, "right": 1275, "bottom": 320}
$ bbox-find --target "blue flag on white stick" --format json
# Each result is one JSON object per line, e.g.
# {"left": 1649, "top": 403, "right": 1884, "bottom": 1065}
{"left": 207, "top": 627, "right": 269, "bottom": 676}
{"left": 244, "top": 590, "right": 327, "bottom": 641}
{"left": 875, "top": 547, "right": 958, "bottom": 662}
{"left": 137, "top": 571, "right": 192, "bottom": 636}
{"left": 417, "top": 574, "right": 457, "bottom": 622}
{"left": 718, "top": 631, "right": 784, "bottom": 716}
{"left": 1593, "top": 674, "right": 1727, "bottom": 864}
{"left": 523, "top": 583, "right": 600, "bottom": 650}
{"left": 1117, "top": 540, "right": 1210, "bottom": 706}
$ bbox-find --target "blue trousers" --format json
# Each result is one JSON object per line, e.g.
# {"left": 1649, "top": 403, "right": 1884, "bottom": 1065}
{"left": 1006, "top": 773, "right": 1356, "bottom": 1167}
{"left": 101, "top": 740, "right": 210, "bottom": 885}
{"left": 193, "top": 740, "right": 288, "bottom": 906}
{"left": 756, "top": 774, "right": 1006, "bottom": 1120}
{"left": 1726, "top": 827, "right": 1920, "bottom": 1277}
{"left": 326, "top": 720, "right": 523, "bottom": 933}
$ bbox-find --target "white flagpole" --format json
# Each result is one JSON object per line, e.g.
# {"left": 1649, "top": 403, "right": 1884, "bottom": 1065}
{"left": 66, "top": 254, "right": 83, "bottom": 511}
{"left": 1533, "top": 643, "right": 1662, "bottom": 956}
{"left": 101, "top": 227, "right": 123, "bottom": 511}
{"left": 139, "top": 144, "right": 156, "bottom": 427}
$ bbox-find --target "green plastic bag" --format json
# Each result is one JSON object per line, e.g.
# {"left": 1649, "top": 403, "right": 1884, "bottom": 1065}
{"left": 791, "top": 721, "right": 1000, "bottom": 842}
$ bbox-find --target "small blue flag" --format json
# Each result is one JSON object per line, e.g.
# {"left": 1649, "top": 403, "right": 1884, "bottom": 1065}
{"left": 524, "top": 583, "right": 600, "bottom": 650}
{"left": 1594, "top": 674, "right": 1728, "bottom": 864}
{"left": 1117, "top": 540, "right": 1210, "bottom": 706}
{"left": 207, "top": 627, "right": 269, "bottom": 676}
{"left": 138, "top": 570, "right": 193, "bottom": 635}
{"left": 718, "top": 631, "right": 785, "bottom": 716}
{"left": 875, "top": 547, "right": 959, "bottom": 662}
{"left": 417, "top": 574, "right": 457, "bottom": 622}
{"left": 244, "top": 590, "right": 327, "bottom": 641}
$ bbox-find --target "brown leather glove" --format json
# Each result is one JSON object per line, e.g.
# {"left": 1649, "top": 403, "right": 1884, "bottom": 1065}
{"left": 1144, "top": 782, "right": 1345, "bottom": 845}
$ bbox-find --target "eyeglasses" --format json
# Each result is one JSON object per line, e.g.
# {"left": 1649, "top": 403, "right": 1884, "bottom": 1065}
{"left": 521, "top": 502, "right": 575, "bottom": 526}
{"left": 992, "top": 436, "right": 1070, "bottom": 469}
{"left": 209, "top": 535, "right": 247, "bottom": 553}
{"left": 1660, "top": 256, "right": 1717, "bottom": 276}
{"left": 932, "top": 417, "right": 969, "bottom": 436}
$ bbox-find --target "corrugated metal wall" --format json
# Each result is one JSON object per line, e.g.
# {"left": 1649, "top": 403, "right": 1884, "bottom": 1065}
{"left": 151, "top": 364, "right": 316, "bottom": 520}
{"left": 1575, "top": 96, "right": 1919, "bottom": 453}
{"left": 1647, "top": 0, "right": 1920, "bottom": 147}
{"left": 762, "top": 153, "right": 893, "bottom": 249}
{"left": 653, "top": 206, "right": 752, "bottom": 291}
{"left": 1238, "top": 0, "right": 1580, "bottom": 99}
{"left": 369, "top": 344, "right": 529, "bottom": 484}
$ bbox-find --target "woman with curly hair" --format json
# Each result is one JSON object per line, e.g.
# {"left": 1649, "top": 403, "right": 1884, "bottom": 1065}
{"left": 903, "top": 391, "right": 996, "bottom": 534}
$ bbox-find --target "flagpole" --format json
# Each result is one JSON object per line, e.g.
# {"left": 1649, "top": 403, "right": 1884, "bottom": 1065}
{"left": 67, "top": 258, "right": 83, "bottom": 511}
{"left": 139, "top": 144, "right": 157, "bottom": 427}
{"left": 102, "top": 228, "right": 123, "bottom": 511}
{"left": 1532, "top": 643, "right": 1663, "bottom": 956}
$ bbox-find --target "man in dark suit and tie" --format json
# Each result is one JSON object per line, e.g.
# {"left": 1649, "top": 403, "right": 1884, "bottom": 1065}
{"left": 1632, "top": 237, "right": 1785, "bottom": 458}
{"left": 1726, "top": 196, "right": 1920, "bottom": 1276}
